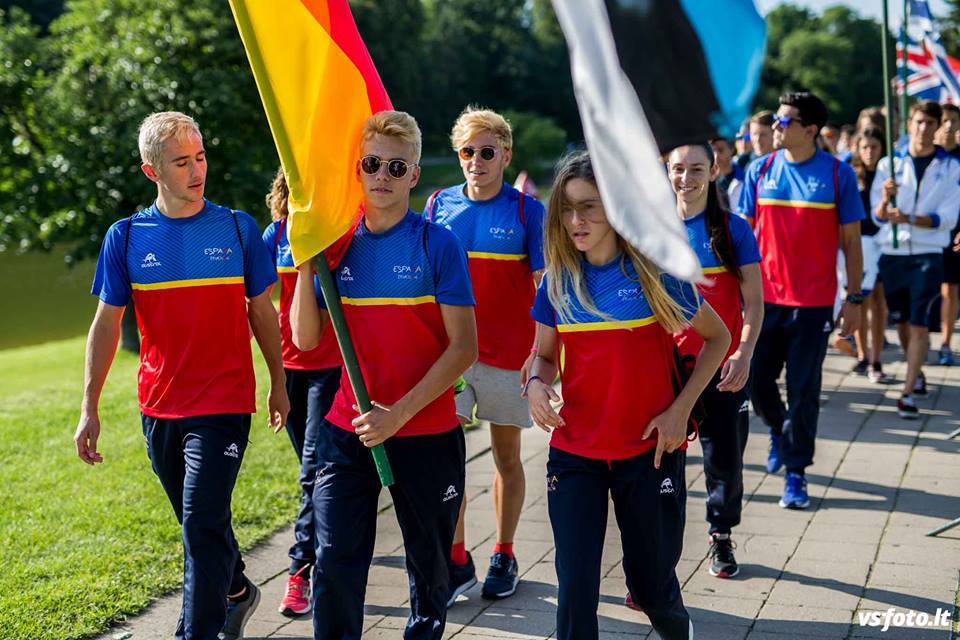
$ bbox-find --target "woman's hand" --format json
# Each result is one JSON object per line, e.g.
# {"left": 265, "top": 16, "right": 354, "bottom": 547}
{"left": 526, "top": 379, "right": 565, "bottom": 432}
{"left": 642, "top": 402, "right": 690, "bottom": 469}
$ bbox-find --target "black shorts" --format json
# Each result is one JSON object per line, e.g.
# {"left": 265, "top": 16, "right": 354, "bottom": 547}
{"left": 944, "top": 246, "right": 960, "bottom": 285}
{"left": 878, "top": 254, "right": 944, "bottom": 326}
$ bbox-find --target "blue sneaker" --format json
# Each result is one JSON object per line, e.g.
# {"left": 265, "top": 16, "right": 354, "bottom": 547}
{"left": 939, "top": 345, "right": 955, "bottom": 366}
{"left": 481, "top": 552, "right": 519, "bottom": 599}
{"left": 447, "top": 552, "right": 477, "bottom": 608}
{"left": 779, "top": 471, "right": 810, "bottom": 510}
{"left": 766, "top": 433, "right": 783, "bottom": 474}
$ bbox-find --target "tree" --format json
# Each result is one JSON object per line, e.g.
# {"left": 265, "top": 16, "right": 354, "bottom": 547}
{"left": 756, "top": 4, "right": 890, "bottom": 125}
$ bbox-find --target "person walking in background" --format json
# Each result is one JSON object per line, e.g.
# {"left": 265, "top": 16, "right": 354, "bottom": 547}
{"left": 936, "top": 103, "right": 960, "bottom": 365}
{"left": 261, "top": 169, "right": 343, "bottom": 617}
{"left": 74, "top": 111, "right": 289, "bottom": 639}
{"left": 872, "top": 100, "right": 960, "bottom": 418}
{"left": 426, "top": 107, "right": 546, "bottom": 605}
{"left": 669, "top": 143, "right": 763, "bottom": 579}
{"left": 526, "top": 151, "right": 730, "bottom": 640}
{"left": 739, "top": 92, "right": 865, "bottom": 510}
{"left": 735, "top": 110, "right": 775, "bottom": 171}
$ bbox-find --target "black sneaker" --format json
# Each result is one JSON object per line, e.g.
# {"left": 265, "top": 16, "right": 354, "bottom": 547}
{"left": 481, "top": 552, "right": 519, "bottom": 599}
{"left": 851, "top": 359, "right": 869, "bottom": 376}
{"left": 913, "top": 371, "right": 928, "bottom": 396}
{"left": 446, "top": 552, "right": 477, "bottom": 608}
{"left": 868, "top": 362, "right": 893, "bottom": 384}
{"left": 897, "top": 394, "right": 919, "bottom": 420}
{"left": 707, "top": 533, "right": 739, "bottom": 578}
{"left": 219, "top": 581, "right": 261, "bottom": 640}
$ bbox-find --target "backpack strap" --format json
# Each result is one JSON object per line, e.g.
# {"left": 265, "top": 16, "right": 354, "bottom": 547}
{"left": 124, "top": 215, "right": 134, "bottom": 285}
{"left": 517, "top": 191, "right": 526, "bottom": 225}
{"left": 833, "top": 157, "right": 840, "bottom": 208}
{"left": 753, "top": 151, "right": 779, "bottom": 224}
{"left": 230, "top": 210, "right": 247, "bottom": 291}
{"left": 426, "top": 189, "right": 442, "bottom": 221}
{"left": 275, "top": 216, "right": 287, "bottom": 252}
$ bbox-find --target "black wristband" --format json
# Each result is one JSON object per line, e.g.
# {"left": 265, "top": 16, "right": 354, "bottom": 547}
{"left": 845, "top": 293, "right": 864, "bottom": 305}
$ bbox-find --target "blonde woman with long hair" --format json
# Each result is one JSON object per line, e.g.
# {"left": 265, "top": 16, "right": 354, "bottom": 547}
{"left": 525, "top": 151, "right": 729, "bottom": 640}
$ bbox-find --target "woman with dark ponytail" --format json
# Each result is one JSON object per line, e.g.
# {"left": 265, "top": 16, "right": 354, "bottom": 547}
{"left": 668, "top": 144, "right": 764, "bottom": 579}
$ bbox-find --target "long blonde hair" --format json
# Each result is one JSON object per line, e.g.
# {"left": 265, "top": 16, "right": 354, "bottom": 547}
{"left": 266, "top": 167, "right": 288, "bottom": 222}
{"left": 544, "top": 151, "right": 690, "bottom": 334}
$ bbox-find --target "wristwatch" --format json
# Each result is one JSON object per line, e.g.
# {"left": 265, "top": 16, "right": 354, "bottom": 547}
{"left": 845, "top": 293, "right": 864, "bottom": 305}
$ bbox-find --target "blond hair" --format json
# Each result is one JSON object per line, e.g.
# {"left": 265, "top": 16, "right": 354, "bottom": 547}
{"left": 544, "top": 151, "right": 690, "bottom": 334}
{"left": 450, "top": 106, "right": 513, "bottom": 151}
{"left": 266, "top": 168, "right": 289, "bottom": 221}
{"left": 137, "top": 111, "right": 202, "bottom": 168}
{"left": 361, "top": 110, "right": 422, "bottom": 162}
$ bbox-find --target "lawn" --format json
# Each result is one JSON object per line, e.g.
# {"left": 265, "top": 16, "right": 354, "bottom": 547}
{"left": 0, "top": 336, "right": 303, "bottom": 639}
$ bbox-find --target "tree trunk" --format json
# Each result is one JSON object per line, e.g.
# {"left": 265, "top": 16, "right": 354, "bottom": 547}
{"left": 120, "top": 300, "right": 140, "bottom": 353}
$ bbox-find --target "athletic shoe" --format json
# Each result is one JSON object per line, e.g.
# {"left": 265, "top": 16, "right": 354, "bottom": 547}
{"left": 446, "top": 552, "right": 477, "bottom": 608}
{"left": 481, "top": 552, "right": 519, "bottom": 599}
{"left": 779, "top": 471, "right": 810, "bottom": 510}
{"left": 834, "top": 334, "right": 857, "bottom": 357}
{"left": 219, "top": 581, "right": 261, "bottom": 640}
{"left": 707, "top": 533, "right": 740, "bottom": 578}
{"left": 766, "top": 433, "right": 783, "bottom": 474}
{"left": 913, "top": 371, "right": 928, "bottom": 396}
{"left": 939, "top": 345, "right": 955, "bottom": 366}
{"left": 278, "top": 566, "right": 311, "bottom": 617}
{"left": 851, "top": 359, "right": 869, "bottom": 376}
{"left": 868, "top": 362, "right": 893, "bottom": 384}
{"left": 897, "top": 394, "right": 919, "bottom": 420}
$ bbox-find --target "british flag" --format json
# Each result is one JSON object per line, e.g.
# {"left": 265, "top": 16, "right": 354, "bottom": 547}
{"left": 896, "top": 0, "right": 960, "bottom": 102}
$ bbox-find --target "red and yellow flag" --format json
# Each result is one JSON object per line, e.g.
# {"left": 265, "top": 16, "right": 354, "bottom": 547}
{"left": 228, "top": 0, "right": 392, "bottom": 265}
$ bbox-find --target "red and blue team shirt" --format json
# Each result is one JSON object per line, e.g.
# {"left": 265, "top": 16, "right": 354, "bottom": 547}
{"left": 675, "top": 211, "right": 761, "bottom": 362}
{"left": 531, "top": 258, "right": 701, "bottom": 460}
{"left": 315, "top": 210, "right": 474, "bottom": 437}
{"left": 92, "top": 200, "right": 277, "bottom": 419}
{"left": 426, "top": 183, "right": 545, "bottom": 371}
{"left": 262, "top": 217, "right": 340, "bottom": 371}
{"left": 739, "top": 149, "right": 865, "bottom": 307}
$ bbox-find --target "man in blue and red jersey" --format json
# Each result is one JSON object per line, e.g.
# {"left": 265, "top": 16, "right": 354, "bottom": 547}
{"left": 739, "top": 92, "right": 865, "bottom": 510}
{"left": 73, "top": 111, "right": 289, "bottom": 640}
{"left": 426, "top": 107, "right": 545, "bottom": 604}
{"left": 291, "top": 110, "right": 478, "bottom": 640}
{"left": 262, "top": 169, "right": 342, "bottom": 617}
{"left": 872, "top": 100, "right": 960, "bottom": 418}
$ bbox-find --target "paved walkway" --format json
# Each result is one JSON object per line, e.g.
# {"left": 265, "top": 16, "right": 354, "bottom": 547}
{"left": 99, "top": 335, "right": 960, "bottom": 639}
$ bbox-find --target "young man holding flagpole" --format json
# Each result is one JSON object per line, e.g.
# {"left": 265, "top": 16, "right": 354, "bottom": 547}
{"left": 426, "top": 107, "right": 545, "bottom": 604}
{"left": 73, "top": 111, "right": 289, "bottom": 640}
{"left": 292, "top": 110, "right": 478, "bottom": 640}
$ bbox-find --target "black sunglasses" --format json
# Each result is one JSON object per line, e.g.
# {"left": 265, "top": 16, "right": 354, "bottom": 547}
{"left": 458, "top": 145, "right": 498, "bottom": 161}
{"left": 360, "top": 155, "right": 416, "bottom": 179}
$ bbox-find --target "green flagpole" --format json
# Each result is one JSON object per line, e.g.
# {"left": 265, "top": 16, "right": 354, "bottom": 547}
{"left": 882, "top": 0, "right": 900, "bottom": 248}
{"left": 900, "top": 0, "right": 909, "bottom": 138}
{"left": 315, "top": 253, "right": 394, "bottom": 486}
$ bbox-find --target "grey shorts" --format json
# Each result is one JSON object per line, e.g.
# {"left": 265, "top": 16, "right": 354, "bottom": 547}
{"left": 455, "top": 361, "right": 533, "bottom": 429}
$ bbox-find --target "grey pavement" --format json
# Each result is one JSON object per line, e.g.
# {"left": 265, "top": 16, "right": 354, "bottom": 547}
{"left": 98, "top": 332, "right": 960, "bottom": 639}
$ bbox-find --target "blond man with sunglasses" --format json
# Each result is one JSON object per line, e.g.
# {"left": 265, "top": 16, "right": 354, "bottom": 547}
{"left": 425, "top": 107, "right": 546, "bottom": 605}
{"left": 292, "top": 110, "right": 478, "bottom": 639}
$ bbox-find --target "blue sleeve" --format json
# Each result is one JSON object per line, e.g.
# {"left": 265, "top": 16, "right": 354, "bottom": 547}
{"left": 738, "top": 160, "right": 759, "bottom": 219}
{"left": 531, "top": 274, "right": 556, "bottom": 327}
{"left": 524, "top": 196, "right": 546, "bottom": 272}
{"left": 91, "top": 220, "right": 132, "bottom": 307}
{"left": 836, "top": 162, "right": 866, "bottom": 224}
{"left": 427, "top": 224, "right": 475, "bottom": 306}
{"left": 728, "top": 214, "right": 761, "bottom": 266}
{"left": 312, "top": 273, "right": 328, "bottom": 310}
{"left": 662, "top": 274, "right": 701, "bottom": 321}
{"left": 237, "top": 211, "right": 278, "bottom": 297}
{"left": 261, "top": 221, "right": 279, "bottom": 265}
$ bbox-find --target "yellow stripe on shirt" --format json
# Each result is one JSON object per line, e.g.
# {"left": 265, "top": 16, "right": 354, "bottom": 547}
{"left": 757, "top": 198, "right": 835, "bottom": 210}
{"left": 702, "top": 266, "right": 728, "bottom": 274}
{"left": 277, "top": 266, "right": 298, "bottom": 274}
{"left": 467, "top": 251, "right": 527, "bottom": 261}
{"left": 132, "top": 276, "right": 245, "bottom": 291}
{"left": 557, "top": 316, "right": 658, "bottom": 333}
{"left": 340, "top": 295, "right": 436, "bottom": 307}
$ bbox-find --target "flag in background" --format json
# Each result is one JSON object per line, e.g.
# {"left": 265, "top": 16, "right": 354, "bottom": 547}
{"left": 228, "top": 0, "right": 391, "bottom": 266}
{"left": 551, "top": 0, "right": 767, "bottom": 282}
{"left": 897, "top": 0, "right": 960, "bottom": 102}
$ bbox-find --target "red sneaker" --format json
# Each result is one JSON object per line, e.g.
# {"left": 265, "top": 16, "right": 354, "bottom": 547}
{"left": 624, "top": 593, "right": 642, "bottom": 612}
{"left": 278, "top": 568, "right": 311, "bottom": 617}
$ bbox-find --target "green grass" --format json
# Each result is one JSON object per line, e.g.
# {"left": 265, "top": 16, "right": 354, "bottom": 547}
{"left": 0, "top": 336, "right": 303, "bottom": 639}
{"left": 0, "top": 249, "right": 98, "bottom": 351}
